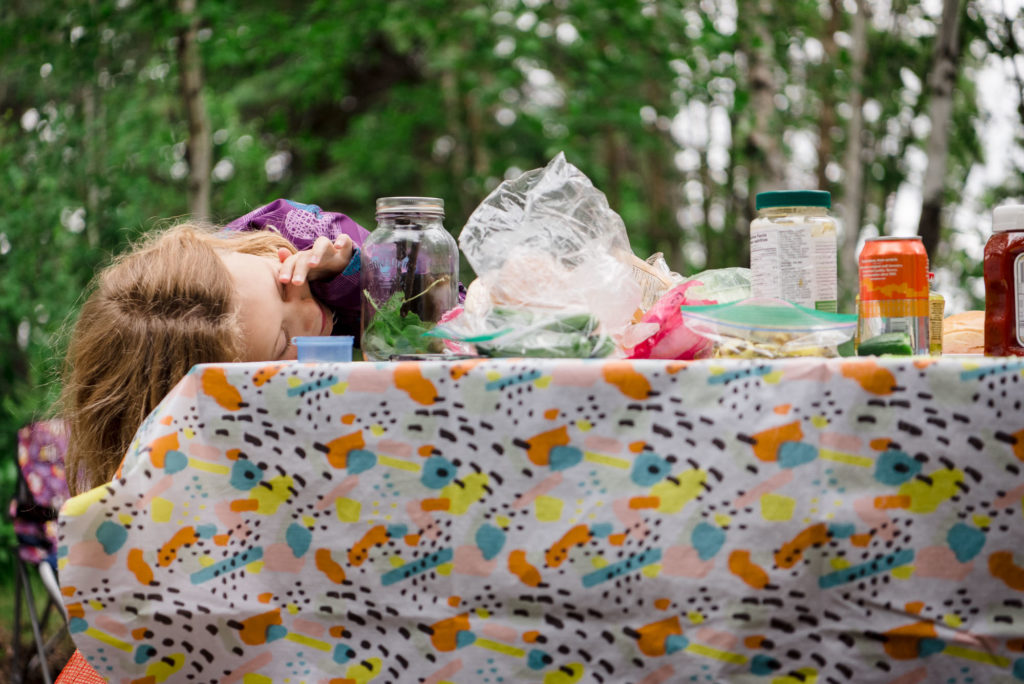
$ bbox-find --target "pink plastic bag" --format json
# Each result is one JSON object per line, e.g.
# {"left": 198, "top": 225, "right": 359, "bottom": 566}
{"left": 626, "top": 281, "right": 715, "bottom": 360}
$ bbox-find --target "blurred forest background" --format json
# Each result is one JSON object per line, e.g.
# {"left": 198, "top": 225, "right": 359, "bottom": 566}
{"left": 1, "top": 0, "right": 1023, "bottom": 592}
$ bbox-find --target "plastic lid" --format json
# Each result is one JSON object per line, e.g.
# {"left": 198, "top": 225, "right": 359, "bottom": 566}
{"left": 376, "top": 196, "right": 444, "bottom": 217}
{"left": 755, "top": 190, "right": 831, "bottom": 210}
{"left": 294, "top": 336, "right": 354, "bottom": 363}
{"left": 992, "top": 204, "right": 1024, "bottom": 232}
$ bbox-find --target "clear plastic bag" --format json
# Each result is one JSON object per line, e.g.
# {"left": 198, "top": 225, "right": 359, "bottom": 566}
{"left": 678, "top": 297, "right": 857, "bottom": 359}
{"left": 446, "top": 153, "right": 643, "bottom": 357}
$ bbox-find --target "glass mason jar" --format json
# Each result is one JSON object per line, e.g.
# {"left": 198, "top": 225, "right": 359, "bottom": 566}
{"left": 360, "top": 197, "right": 460, "bottom": 361}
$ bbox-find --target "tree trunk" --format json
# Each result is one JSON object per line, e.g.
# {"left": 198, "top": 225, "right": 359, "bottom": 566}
{"left": 839, "top": 0, "right": 868, "bottom": 304}
{"left": 816, "top": 0, "right": 842, "bottom": 190}
{"left": 917, "top": 0, "right": 965, "bottom": 260}
{"left": 177, "top": 0, "right": 211, "bottom": 221}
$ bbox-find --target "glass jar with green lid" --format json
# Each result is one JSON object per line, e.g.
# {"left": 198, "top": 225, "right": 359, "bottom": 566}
{"left": 750, "top": 190, "right": 838, "bottom": 312}
{"left": 360, "top": 197, "right": 460, "bottom": 361}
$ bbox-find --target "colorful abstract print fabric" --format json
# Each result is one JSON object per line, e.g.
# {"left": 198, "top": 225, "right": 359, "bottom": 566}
{"left": 58, "top": 357, "right": 1024, "bottom": 683}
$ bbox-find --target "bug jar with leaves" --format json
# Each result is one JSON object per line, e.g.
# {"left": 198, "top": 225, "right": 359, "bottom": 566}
{"left": 360, "top": 197, "right": 460, "bottom": 360}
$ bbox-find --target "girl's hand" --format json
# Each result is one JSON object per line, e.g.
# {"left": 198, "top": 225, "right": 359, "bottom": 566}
{"left": 277, "top": 235, "right": 355, "bottom": 286}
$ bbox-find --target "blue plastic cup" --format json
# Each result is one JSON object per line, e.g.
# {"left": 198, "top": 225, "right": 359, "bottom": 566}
{"left": 294, "top": 336, "right": 354, "bottom": 362}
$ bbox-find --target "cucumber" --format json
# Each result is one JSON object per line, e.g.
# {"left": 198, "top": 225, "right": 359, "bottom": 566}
{"left": 857, "top": 332, "right": 913, "bottom": 356}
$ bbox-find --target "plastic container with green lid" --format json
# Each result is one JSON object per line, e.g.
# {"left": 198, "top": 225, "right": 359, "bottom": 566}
{"left": 750, "top": 190, "right": 838, "bottom": 313}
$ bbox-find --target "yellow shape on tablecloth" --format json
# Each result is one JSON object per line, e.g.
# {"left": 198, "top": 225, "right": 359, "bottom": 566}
{"left": 642, "top": 564, "right": 661, "bottom": 578}
{"left": 944, "top": 613, "right": 963, "bottom": 628}
{"left": 475, "top": 638, "right": 524, "bottom": 657}
{"left": 287, "top": 603, "right": 299, "bottom": 614}
{"left": 650, "top": 469, "right": 706, "bottom": 513}
{"left": 576, "top": 419, "right": 592, "bottom": 431}
{"left": 687, "top": 611, "right": 704, "bottom": 625}
{"left": 891, "top": 565, "right": 915, "bottom": 580}
{"left": 441, "top": 472, "right": 489, "bottom": 514}
{"left": 819, "top": 449, "right": 873, "bottom": 467}
{"left": 242, "top": 674, "right": 271, "bottom": 684}
{"left": 146, "top": 653, "right": 184, "bottom": 681}
{"left": 301, "top": 515, "right": 315, "bottom": 527}
{"left": 592, "top": 557, "right": 608, "bottom": 569}
{"left": 118, "top": 513, "right": 132, "bottom": 526}
{"left": 771, "top": 668, "right": 817, "bottom": 684}
{"left": 544, "top": 663, "right": 583, "bottom": 684}
{"left": 811, "top": 415, "right": 829, "bottom": 428}
{"left": 286, "top": 634, "right": 331, "bottom": 653}
{"left": 437, "top": 563, "right": 453, "bottom": 576}
{"left": 486, "top": 371, "right": 502, "bottom": 381}
{"left": 389, "top": 556, "right": 405, "bottom": 568}
{"left": 247, "top": 561, "right": 264, "bottom": 574}
{"left": 151, "top": 497, "right": 174, "bottom": 523}
{"left": 763, "top": 371, "right": 783, "bottom": 385}
{"left": 535, "top": 495, "right": 563, "bottom": 521}
{"left": 534, "top": 376, "right": 552, "bottom": 389}
{"left": 198, "top": 555, "right": 214, "bottom": 567}
{"left": 370, "top": 424, "right": 385, "bottom": 436}
{"left": 89, "top": 600, "right": 104, "bottom": 611}
{"left": 476, "top": 607, "right": 490, "bottom": 618}
{"left": 379, "top": 455, "right": 421, "bottom": 472}
{"left": 288, "top": 377, "right": 302, "bottom": 387}
{"left": 345, "top": 657, "right": 383, "bottom": 682}
{"left": 760, "top": 494, "right": 795, "bottom": 521}
{"left": 329, "top": 381, "right": 349, "bottom": 395}
{"left": 61, "top": 485, "right": 108, "bottom": 517}
{"left": 81, "top": 626, "right": 130, "bottom": 651}
{"left": 584, "top": 452, "right": 629, "bottom": 469}
{"left": 830, "top": 558, "right": 851, "bottom": 570}
{"left": 188, "top": 459, "right": 229, "bottom": 475}
{"left": 183, "top": 428, "right": 195, "bottom": 439}
{"left": 250, "top": 475, "right": 294, "bottom": 515}
{"left": 685, "top": 642, "right": 747, "bottom": 664}
{"left": 336, "top": 497, "right": 361, "bottom": 522}
{"left": 898, "top": 469, "right": 963, "bottom": 513}
{"left": 973, "top": 514, "right": 991, "bottom": 528}
{"left": 944, "top": 644, "right": 1011, "bottom": 667}
{"left": 495, "top": 515, "right": 511, "bottom": 528}
{"left": 714, "top": 513, "right": 732, "bottom": 527}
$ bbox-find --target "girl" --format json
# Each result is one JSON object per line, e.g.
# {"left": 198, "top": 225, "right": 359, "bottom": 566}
{"left": 60, "top": 199, "right": 367, "bottom": 495}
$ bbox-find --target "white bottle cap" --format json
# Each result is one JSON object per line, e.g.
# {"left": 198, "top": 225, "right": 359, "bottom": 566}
{"left": 992, "top": 204, "right": 1024, "bottom": 232}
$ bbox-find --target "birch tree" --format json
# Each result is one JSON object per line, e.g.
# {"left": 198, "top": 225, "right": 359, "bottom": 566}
{"left": 177, "top": 0, "right": 211, "bottom": 221}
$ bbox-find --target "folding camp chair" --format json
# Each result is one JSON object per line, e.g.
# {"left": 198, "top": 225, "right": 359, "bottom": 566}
{"left": 8, "top": 419, "right": 71, "bottom": 684}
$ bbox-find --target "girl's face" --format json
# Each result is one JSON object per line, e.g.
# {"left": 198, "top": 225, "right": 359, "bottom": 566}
{"left": 220, "top": 251, "right": 333, "bottom": 361}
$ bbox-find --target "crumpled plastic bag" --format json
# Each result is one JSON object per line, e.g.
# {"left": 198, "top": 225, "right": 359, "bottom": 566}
{"left": 626, "top": 267, "right": 751, "bottom": 360}
{"left": 438, "top": 153, "right": 643, "bottom": 357}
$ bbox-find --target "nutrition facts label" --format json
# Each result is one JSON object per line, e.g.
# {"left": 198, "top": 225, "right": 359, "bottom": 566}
{"left": 1016, "top": 253, "right": 1024, "bottom": 346}
{"left": 751, "top": 222, "right": 836, "bottom": 310}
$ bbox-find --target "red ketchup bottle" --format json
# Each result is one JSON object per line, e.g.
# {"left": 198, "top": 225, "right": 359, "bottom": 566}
{"left": 984, "top": 204, "right": 1024, "bottom": 356}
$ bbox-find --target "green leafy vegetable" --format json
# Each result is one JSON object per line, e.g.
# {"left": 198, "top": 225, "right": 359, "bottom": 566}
{"left": 362, "top": 291, "right": 437, "bottom": 358}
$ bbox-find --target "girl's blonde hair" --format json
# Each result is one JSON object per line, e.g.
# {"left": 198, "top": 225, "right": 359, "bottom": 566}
{"left": 60, "top": 223, "right": 295, "bottom": 494}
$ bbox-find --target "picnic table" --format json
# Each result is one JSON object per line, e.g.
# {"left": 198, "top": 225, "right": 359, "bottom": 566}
{"left": 58, "top": 356, "right": 1024, "bottom": 683}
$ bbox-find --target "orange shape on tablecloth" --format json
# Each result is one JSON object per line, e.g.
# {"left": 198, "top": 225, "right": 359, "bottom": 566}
{"left": 870, "top": 438, "right": 895, "bottom": 451}
{"left": 635, "top": 615, "right": 683, "bottom": 656}
{"left": 850, "top": 533, "right": 873, "bottom": 547}
{"left": 418, "top": 444, "right": 435, "bottom": 457}
{"left": 728, "top": 549, "right": 769, "bottom": 589}
{"left": 237, "top": 608, "right": 282, "bottom": 646}
{"left": 654, "top": 598, "right": 671, "bottom": 611}
{"left": 225, "top": 449, "right": 241, "bottom": 461}
{"left": 773, "top": 404, "right": 792, "bottom": 415}
{"left": 147, "top": 432, "right": 179, "bottom": 469}
{"left": 875, "top": 495, "right": 911, "bottom": 509}
{"left": 126, "top": 548, "right": 153, "bottom": 585}
{"left": 904, "top": 601, "right": 925, "bottom": 614}
{"left": 546, "top": 525, "right": 592, "bottom": 568}
{"left": 989, "top": 550, "right": 1024, "bottom": 591}
{"left": 200, "top": 367, "right": 245, "bottom": 410}
{"left": 602, "top": 362, "right": 652, "bottom": 400}
{"left": 629, "top": 441, "right": 647, "bottom": 453}
{"left": 523, "top": 630, "right": 541, "bottom": 643}
{"left": 840, "top": 360, "right": 896, "bottom": 396}
{"left": 66, "top": 602, "right": 84, "bottom": 619}
{"left": 258, "top": 593, "right": 273, "bottom": 604}
{"left": 775, "top": 523, "right": 829, "bottom": 569}
{"left": 421, "top": 498, "right": 450, "bottom": 512}
{"left": 750, "top": 421, "right": 803, "bottom": 462}
{"left": 450, "top": 359, "right": 486, "bottom": 379}
{"left": 430, "top": 613, "right": 471, "bottom": 651}
{"left": 744, "top": 635, "right": 767, "bottom": 649}
{"left": 324, "top": 430, "right": 366, "bottom": 469}
{"left": 131, "top": 627, "right": 149, "bottom": 640}
{"left": 524, "top": 425, "right": 570, "bottom": 466}
{"left": 61, "top": 585, "right": 76, "bottom": 597}
{"left": 315, "top": 548, "right": 347, "bottom": 584}
{"left": 159, "top": 415, "right": 173, "bottom": 426}
{"left": 404, "top": 534, "right": 420, "bottom": 546}
{"left": 882, "top": 621, "right": 938, "bottom": 660}
{"left": 393, "top": 363, "right": 438, "bottom": 405}
{"left": 629, "top": 496, "right": 660, "bottom": 509}
{"left": 544, "top": 408, "right": 560, "bottom": 420}
{"left": 509, "top": 549, "right": 542, "bottom": 587}
{"left": 1012, "top": 428, "right": 1024, "bottom": 462}
{"left": 329, "top": 625, "right": 348, "bottom": 638}
{"left": 448, "top": 596, "right": 461, "bottom": 607}
{"left": 252, "top": 364, "right": 285, "bottom": 386}
{"left": 1008, "top": 638, "right": 1024, "bottom": 652}
{"left": 349, "top": 525, "right": 389, "bottom": 566}
{"left": 157, "top": 527, "right": 199, "bottom": 567}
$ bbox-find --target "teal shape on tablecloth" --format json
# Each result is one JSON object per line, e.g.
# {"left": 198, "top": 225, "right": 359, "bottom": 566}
{"left": 266, "top": 624, "right": 287, "bottom": 643}
{"left": 422, "top": 456, "right": 456, "bottom": 488}
{"left": 69, "top": 617, "right": 88, "bottom": 634}
{"left": 347, "top": 449, "right": 376, "bottom": 474}
{"left": 196, "top": 524, "right": 216, "bottom": 539}
{"left": 527, "top": 649, "right": 552, "bottom": 670}
{"left": 874, "top": 450, "right": 921, "bottom": 486}
{"left": 96, "top": 520, "right": 128, "bottom": 555}
{"left": 631, "top": 452, "right": 671, "bottom": 486}
{"left": 164, "top": 450, "right": 188, "bottom": 474}
{"left": 919, "top": 637, "right": 945, "bottom": 657}
{"left": 189, "top": 547, "right": 263, "bottom": 584}
{"left": 1012, "top": 658, "right": 1024, "bottom": 680}
{"left": 777, "top": 441, "right": 818, "bottom": 469}
{"left": 456, "top": 630, "right": 477, "bottom": 649}
{"left": 947, "top": 523, "right": 986, "bottom": 563}
{"left": 286, "top": 522, "right": 313, "bottom": 558}
{"left": 387, "top": 524, "right": 408, "bottom": 539}
{"left": 582, "top": 548, "right": 662, "bottom": 587}
{"left": 476, "top": 524, "right": 506, "bottom": 561}
{"left": 819, "top": 548, "right": 915, "bottom": 589}
{"left": 590, "top": 523, "right": 613, "bottom": 537}
{"left": 333, "top": 644, "right": 355, "bottom": 664}
{"left": 828, "top": 523, "right": 856, "bottom": 539}
{"left": 381, "top": 548, "right": 453, "bottom": 586}
{"left": 750, "top": 654, "right": 781, "bottom": 675}
{"left": 230, "top": 459, "right": 264, "bottom": 490}
{"left": 133, "top": 645, "right": 157, "bottom": 664}
{"left": 664, "top": 634, "right": 689, "bottom": 654}
{"left": 549, "top": 445, "right": 583, "bottom": 471}
{"left": 692, "top": 522, "right": 726, "bottom": 560}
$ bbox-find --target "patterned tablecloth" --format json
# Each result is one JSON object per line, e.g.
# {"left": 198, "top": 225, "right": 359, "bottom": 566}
{"left": 58, "top": 357, "right": 1024, "bottom": 684}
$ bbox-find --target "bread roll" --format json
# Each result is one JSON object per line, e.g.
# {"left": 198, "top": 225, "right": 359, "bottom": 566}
{"left": 943, "top": 310, "right": 984, "bottom": 354}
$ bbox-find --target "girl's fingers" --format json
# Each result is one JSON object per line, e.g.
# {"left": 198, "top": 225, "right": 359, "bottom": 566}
{"left": 308, "top": 236, "right": 332, "bottom": 266}
{"left": 279, "top": 249, "right": 297, "bottom": 283}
